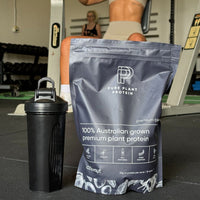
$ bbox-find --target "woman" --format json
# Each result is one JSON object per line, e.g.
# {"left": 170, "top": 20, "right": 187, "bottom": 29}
{"left": 81, "top": 10, "right": 102, "bottom": 38}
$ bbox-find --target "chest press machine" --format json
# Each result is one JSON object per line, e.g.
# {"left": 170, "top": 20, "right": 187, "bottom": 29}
{"left": 162, "top": 5, "right": 200, "bottom": 116}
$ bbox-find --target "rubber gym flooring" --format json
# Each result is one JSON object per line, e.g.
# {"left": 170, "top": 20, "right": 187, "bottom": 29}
{"left": 1, "top": 91, "right": 200, "bottom": 104}
{"left": 0, "top": 99, "right": 200, "bottom": 200}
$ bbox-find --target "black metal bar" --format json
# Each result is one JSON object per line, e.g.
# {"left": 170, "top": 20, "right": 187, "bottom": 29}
{"left": 169, "top": 0, "right": 175, "bottom": 44}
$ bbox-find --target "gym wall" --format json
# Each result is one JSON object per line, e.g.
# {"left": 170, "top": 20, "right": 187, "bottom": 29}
{"left": 0, "top": 0, "right": 50, "bottom": 47}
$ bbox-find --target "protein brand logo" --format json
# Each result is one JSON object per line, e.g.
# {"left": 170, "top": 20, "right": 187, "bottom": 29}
{"left": 107, "top": 66, "right": 137, "bottom": 96}
{"left": 117, "top": 66, "right": 134, "bottom": 84}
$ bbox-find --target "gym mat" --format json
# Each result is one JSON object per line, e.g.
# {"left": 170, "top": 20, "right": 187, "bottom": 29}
{"left": 0, "top": 92, "right": 200, "bottom": 104}
{"left": 162, "top": 95, "right": 200, "bottom": 104}
{"left": 0, "top": 91, "right": 34, "bottom": 100}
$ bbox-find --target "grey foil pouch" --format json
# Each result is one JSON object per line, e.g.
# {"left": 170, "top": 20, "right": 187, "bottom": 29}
{"left": 69, "top": 39, "right": 181, "bottom": 195}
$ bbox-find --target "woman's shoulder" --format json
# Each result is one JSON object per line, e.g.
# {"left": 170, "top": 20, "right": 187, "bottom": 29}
{"left": 95, "top": 23, "right": 101, "bottom": 29}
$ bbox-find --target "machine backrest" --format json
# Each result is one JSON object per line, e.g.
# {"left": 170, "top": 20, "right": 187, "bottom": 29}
{"left": 142, "top": 0, "right": 152, "bottom": 34}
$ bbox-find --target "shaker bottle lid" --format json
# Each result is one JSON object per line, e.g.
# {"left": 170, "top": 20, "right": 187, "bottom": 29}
{"left": 25, "top": 77, "right": 68, "bottom": 113}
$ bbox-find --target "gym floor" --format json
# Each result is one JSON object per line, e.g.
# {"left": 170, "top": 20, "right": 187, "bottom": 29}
{"left": 0, "top": 99, "right": 200, "bottom": 200}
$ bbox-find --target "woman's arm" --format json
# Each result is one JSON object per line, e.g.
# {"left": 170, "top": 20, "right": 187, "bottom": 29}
{"left": 95, "top": 24, "right": 102, "bottom": 38}
{"left": 81, "top": 24, "right": 86, "bottom": 36}
{"left": 79, "top": 0, "right": 106, "bottom": 6}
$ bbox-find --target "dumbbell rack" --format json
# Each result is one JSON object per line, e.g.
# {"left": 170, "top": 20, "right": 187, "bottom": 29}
{"left": 0, "top": 43, "right": 48, "bottom": 96}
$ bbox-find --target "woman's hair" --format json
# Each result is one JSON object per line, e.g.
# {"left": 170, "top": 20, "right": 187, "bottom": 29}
{"left": 87, "top": 10, "right": 98, "bottom": 22}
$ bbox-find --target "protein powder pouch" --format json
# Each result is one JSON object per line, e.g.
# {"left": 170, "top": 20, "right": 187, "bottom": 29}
{"left": 69, "top": 38, "right": 181, "bottom": 195}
